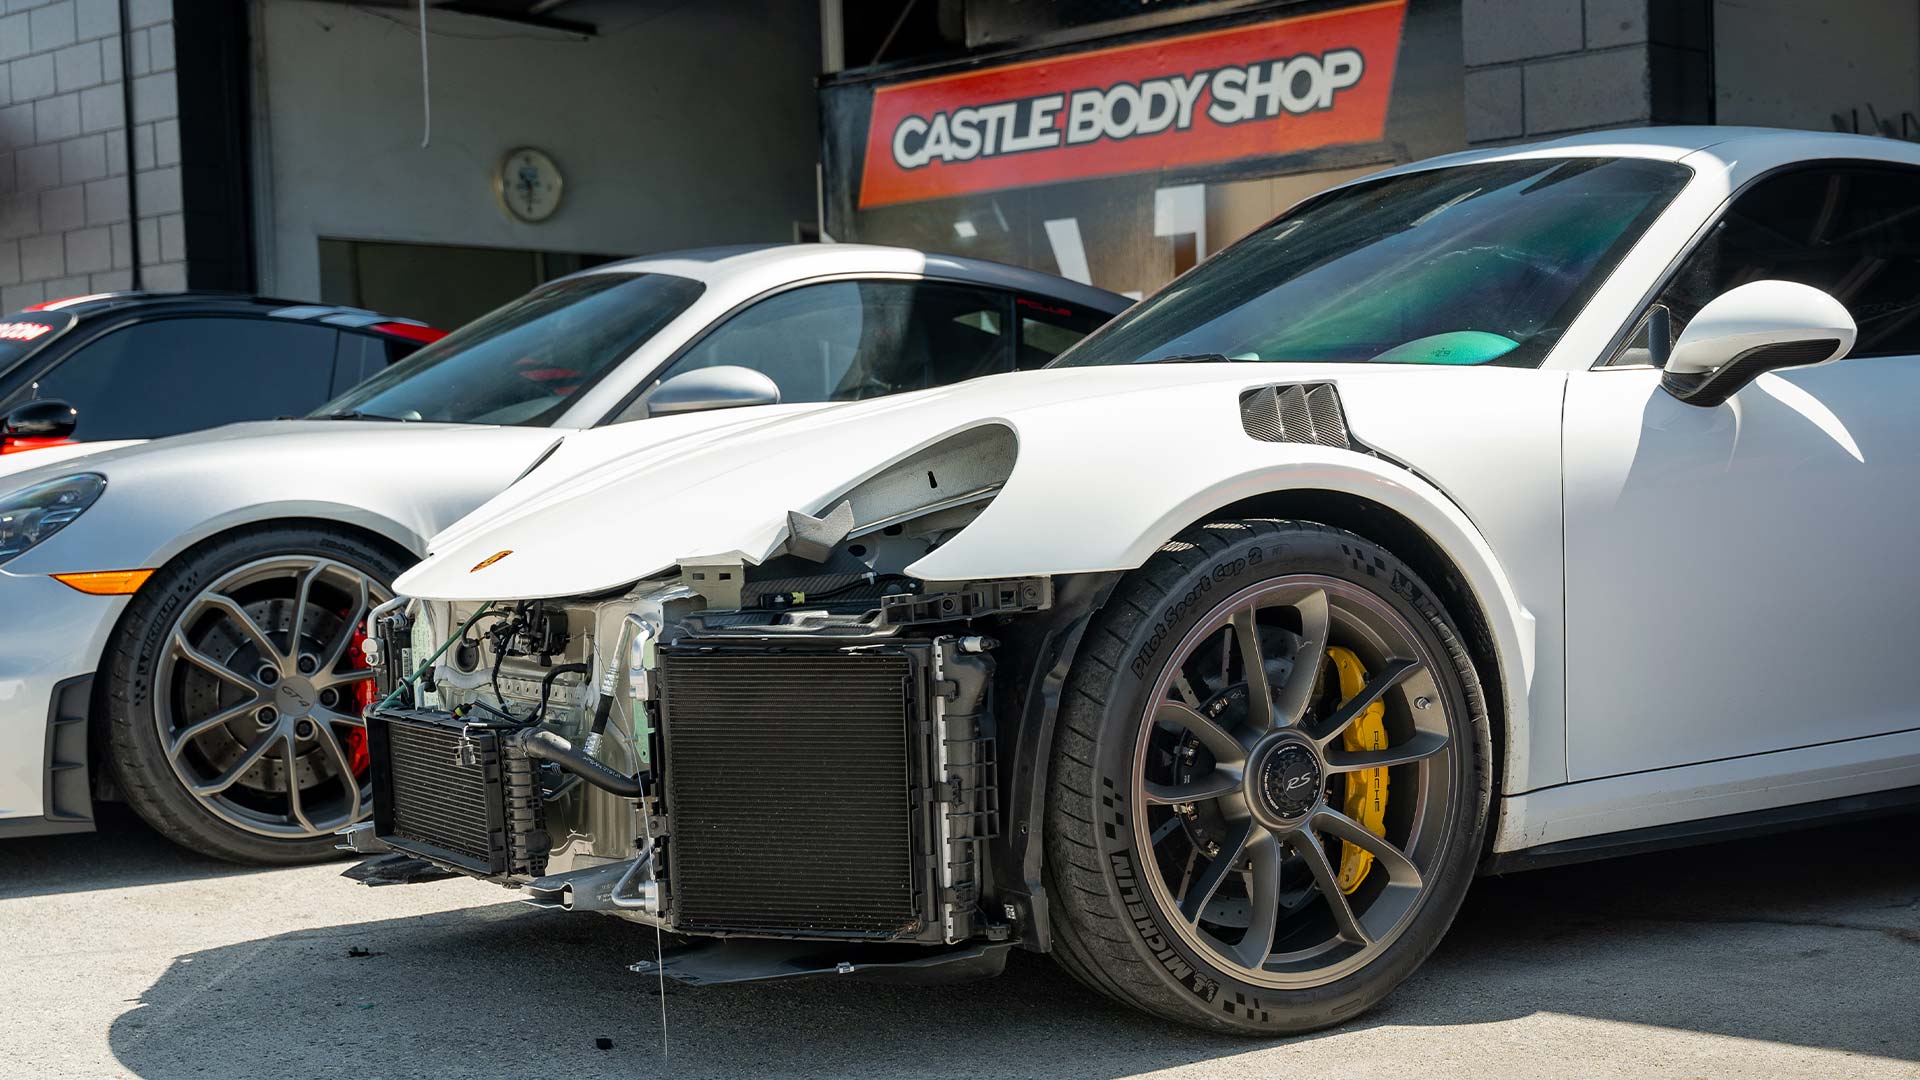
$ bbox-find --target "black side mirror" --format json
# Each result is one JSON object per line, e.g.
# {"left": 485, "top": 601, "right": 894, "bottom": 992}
{"left": 2, "top": 398, "right": 79, "bottom": 443}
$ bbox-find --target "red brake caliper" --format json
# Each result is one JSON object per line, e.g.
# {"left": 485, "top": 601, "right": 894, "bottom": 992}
{"left": 341, "top": 621, "right": 374, "bottom": 775}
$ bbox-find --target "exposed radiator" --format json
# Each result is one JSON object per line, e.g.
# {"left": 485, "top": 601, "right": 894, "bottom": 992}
{"left": 657, "top": 648, "right": 926, "bottom": 939}
{"left": 369, "top": 709, "right": 547, "bottom": 878}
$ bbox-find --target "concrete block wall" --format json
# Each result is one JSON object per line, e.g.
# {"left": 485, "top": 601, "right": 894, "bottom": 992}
{"left": 1463, "top": 0, "right": 1711, "bottom": 145}
{"left": 0, "top": 0, "right": 183, "bottom": 311}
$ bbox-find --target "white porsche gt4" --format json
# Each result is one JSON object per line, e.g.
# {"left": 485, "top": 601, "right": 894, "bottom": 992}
{"left": 354, "top": 128, "right": 1920, "bottom": 1034}
{"left": 0, "top": 246, "right": 1124, "bottom": 861}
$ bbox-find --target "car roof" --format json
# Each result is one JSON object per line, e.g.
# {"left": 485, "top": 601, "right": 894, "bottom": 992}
{"left": 568, "top": 243, "right": 1133, "bottom": 315}
{"left": 1365, "top": 126, "right": 1920, "bottom": 184}
{"left": 19, "top": 290, "right": 436, "bottom": 334}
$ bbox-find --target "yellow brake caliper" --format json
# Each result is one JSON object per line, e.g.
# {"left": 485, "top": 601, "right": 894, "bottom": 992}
{"left": 1327, "top": 646, "right": 1388, "bottom": 893}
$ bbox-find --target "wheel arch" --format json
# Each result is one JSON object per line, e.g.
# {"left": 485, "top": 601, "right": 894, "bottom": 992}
{"left": 137, "top": 504, "right": 428, "bottom": 573}
{"left": 1000, "top": 474, "right": 1536, "bottom": 938}
{"left": 86, "top": 513, "right": 420, "bottom": 801}
{"left": 1204, "top": 489, "right": 1510, "bottom": 813}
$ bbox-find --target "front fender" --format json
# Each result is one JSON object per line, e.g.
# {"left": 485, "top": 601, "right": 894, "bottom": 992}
{"left": 131, "top": 500, "right": 433, "bottom": 570}
{"left": 912, "top": 440, "right": 1539, "bottom": 798}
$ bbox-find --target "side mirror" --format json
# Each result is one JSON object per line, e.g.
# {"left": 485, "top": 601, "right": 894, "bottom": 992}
{"left": 1661, "top": 281, "right": 1856, "bottom": 407}
{"left": 645, "top": 366, "right": 780, "bottom": 418}
{"left": 0, "top": 398, "right": 78, "bottom": 453}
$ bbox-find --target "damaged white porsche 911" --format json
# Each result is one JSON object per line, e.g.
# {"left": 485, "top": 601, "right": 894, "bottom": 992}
{"left": 343, "top": 128, "right": 1920, "bottom": 1034}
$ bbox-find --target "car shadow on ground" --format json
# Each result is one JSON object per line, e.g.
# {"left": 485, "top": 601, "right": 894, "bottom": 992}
{"left": 0, "top": 806, "right": 287, "bottom": 901}
{"left": 83, "top": 812, "right": 1920, "bottom": 1079}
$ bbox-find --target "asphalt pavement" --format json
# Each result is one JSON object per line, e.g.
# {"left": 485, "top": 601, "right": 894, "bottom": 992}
{"left": 2, "top": 805, "right": 1915, "bottom": 1079}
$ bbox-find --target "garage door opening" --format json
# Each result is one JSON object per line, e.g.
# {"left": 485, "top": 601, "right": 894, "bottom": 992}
{"left": 318, "top": 239, "right": 623, "bottom": 333}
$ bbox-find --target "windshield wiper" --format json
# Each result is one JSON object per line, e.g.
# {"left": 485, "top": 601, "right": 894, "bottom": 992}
{"left": 321, "top": 409, "right": 411, "bottom": 422}
{"left": 1143, "top": 352, "right": 1247, "bottom": 365}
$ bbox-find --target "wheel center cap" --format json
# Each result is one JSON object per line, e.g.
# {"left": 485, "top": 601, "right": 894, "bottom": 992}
{"left": 274, "top": 676, "right": 318, "bottom": 718}
{"left": 1255, "top": 740, "right": 1321, "bottom": 820}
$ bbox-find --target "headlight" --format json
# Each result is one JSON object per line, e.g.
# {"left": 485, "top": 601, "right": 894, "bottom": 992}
{"left": 0, "top": 473, "right": 106, "bottom": 565}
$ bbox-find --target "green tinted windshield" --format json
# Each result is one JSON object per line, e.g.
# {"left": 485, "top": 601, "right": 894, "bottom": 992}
{"left": 1054, "top": 157, "right": 1690, "bottom": 370}
{"left": 316, "top": 272, "right": 705, "bottom": 426}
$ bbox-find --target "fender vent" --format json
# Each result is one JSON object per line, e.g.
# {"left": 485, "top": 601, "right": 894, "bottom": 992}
{"left": 1240, "top": 383, "right": 1350, "bottom": 448}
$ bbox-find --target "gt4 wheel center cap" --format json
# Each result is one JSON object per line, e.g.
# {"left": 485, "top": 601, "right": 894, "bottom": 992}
{"left": 274, "top": 675, "right": 319, "bottom": 719}
{"left": 1252, "top": 738, "right": 1322, "bottom": 823}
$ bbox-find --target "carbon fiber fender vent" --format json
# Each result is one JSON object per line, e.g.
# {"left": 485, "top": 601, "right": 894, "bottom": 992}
{"left": 1239, "top": 383, "right": 1351, "bottom": 448}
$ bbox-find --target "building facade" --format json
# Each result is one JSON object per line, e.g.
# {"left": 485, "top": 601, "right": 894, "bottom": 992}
{"left": 0, "top": 0, "right": 1915, "bottom": 320}
{"left": 821, "top": 0, "right": 1918, "bottom": 296}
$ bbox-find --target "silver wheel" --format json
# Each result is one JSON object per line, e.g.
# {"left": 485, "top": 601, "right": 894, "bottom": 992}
{"left": 153, "top": 555, "right": 386, "bottom": 839}
{"left": 1129, "top": 574, "right": 1457, "bottom": 990}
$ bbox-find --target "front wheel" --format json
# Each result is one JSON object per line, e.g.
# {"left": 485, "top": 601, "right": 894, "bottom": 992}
{"left": 1046, "top": 519, "right": 1491, "bottom": 1034}
{"left": 100, "top": 525, "right": 402, "bottom": 864}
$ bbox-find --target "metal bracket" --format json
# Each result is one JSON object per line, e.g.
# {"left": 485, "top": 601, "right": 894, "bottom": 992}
{"left": 678, "top": 555, "right": 747, "bottom": 610}
{"left": 879, "top": 578, "right": 1052, "bottom": 627}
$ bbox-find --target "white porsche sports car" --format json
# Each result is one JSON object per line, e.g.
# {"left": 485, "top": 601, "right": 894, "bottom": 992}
{"left": 351, "top": 127, "right": 1920, "bottom": 1035}
{"left": 0, "top": 245, "right": 1123, "bottom": 861}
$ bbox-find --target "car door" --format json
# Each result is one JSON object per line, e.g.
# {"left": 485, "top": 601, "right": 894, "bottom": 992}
{"left": 17, "top": 315, "right": 340, "bottom": 440}
{"left": 617, "top": 278, "right": 1016, "bottom": 417}
{"left": 1561, "top": 162, "right": 1920, "bottom": 781}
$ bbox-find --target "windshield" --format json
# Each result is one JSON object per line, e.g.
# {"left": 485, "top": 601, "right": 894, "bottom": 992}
{"left": 316, "top": 272, "right": 705, "bottom": 426}
{"left": 1055, "top": 157, "right": 1690, "bottom": 370}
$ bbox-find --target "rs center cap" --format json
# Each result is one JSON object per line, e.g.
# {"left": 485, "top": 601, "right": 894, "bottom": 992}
{"left": 1258, "top": 741, "right": 1321, "bottom": 820}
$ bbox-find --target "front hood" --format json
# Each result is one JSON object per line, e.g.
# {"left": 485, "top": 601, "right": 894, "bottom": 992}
{"left": 397, "top": 363, "right": 1553, "bottom": 601}
{"left": 0, "top": 420, "right": 545, "bottom": 495}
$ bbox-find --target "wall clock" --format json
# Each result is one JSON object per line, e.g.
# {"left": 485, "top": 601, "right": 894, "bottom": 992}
{"left": 494, "top": 147, "right": 564, "bottom": 223}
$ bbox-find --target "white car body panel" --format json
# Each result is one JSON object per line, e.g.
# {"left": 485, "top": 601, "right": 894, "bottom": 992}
{"left": 0, "top": 245, "right": 1124, "bottom": 829}
{"left": 1496, "top": 729, "right": 1920, "bottom": 851}
{"left": 398, "top": 128, "right": 1920, "bottom": 859}
{"left": 1562, "top": 361, "right": 1920, "bottom": 780}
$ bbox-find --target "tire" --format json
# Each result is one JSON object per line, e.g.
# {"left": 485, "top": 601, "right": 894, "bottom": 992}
{"left": 101, "top": 524, "right": 404, "bottom": 865}
{"left": 1045, "top": 519, "right": 1491, "bottom": 1034}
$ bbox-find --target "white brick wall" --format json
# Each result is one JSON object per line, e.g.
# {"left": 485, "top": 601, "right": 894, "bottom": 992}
{"left": 0, "top": 0, "right": 182, "bottom": 309}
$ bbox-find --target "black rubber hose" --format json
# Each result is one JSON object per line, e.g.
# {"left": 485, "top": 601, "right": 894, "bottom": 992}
{"left": 530, "top": 662, "right": 589, "bottom": 725}
{"left": 509, "top": 728, "right": 642, "bottom": 798}
{"left": 541, "top": 663, "right": 590, "bottom": 697}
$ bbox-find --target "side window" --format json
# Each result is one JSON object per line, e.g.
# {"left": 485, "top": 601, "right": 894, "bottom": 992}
{"left": 32, "top": 317, "right": 339, "bottom": 440}
{"left": 1015, "top": 295, "right": 1113, "bottom": 368}
{"left": 1638, "top": 165, "right": 1920, "bottom": 363}
{"left": 641, "top": 280, "right": 1011, "bottom": 412}
{"left": 331, "top": 332, "right": 419, "bottom": 395}
{"left": 332, "top": 332, "right": 387, "bottom": 395}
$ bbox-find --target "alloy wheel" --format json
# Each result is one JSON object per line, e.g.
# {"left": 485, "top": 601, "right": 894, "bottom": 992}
{"left": 154, "top": 556, "right": 386, "bottom": 839}
{"left": 1129, "top": 574, "right": 1458, "bottom": 989}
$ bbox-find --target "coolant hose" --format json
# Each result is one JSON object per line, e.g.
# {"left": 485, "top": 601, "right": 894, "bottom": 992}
{"left": 540, "top": 663, "right": 589, "bottom": 698}
{"left": 509, "top": 728, "right": 642, "bottom": 798}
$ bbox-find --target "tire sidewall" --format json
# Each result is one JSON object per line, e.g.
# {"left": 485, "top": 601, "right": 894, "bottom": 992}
{"left": 1068, "top": 523, "right": 1489, "bottom": 1032}
{"left": 105, "top": 526, "right": 405, "bottom": 864}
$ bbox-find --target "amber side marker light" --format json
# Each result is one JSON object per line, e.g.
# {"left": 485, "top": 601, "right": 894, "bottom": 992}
{"left": 52, "top": 569, "right": 154, "bottom": 595}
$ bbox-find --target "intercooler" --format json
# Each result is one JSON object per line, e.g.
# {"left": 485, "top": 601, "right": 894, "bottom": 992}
{"left": 368, "top": 709, "right": 548, "bottom": 878}
{"left": 656, "top": 646, "right": 933, "bottom": 939}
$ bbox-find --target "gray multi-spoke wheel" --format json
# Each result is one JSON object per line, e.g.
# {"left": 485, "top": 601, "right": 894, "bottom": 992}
{"left": 102, "top": 525, "right": 406, "bottom": 864}
{"left": 1046, "top": 519, "right": 1490, "bottom": 1034}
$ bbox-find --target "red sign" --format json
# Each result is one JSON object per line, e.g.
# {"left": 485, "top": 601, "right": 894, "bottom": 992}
{"left": 858, "top": 1, "right": 1407, "bottom": 208}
